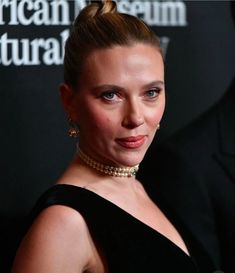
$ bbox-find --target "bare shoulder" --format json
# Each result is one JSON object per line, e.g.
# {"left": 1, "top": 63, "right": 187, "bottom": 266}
{"left": 12, "top": 205, "right": 103, "bottom": 273}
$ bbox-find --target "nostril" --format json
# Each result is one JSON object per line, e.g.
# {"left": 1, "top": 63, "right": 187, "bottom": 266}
{"left": 122, "top": 113, "right": 144, "bottom": 129}
{"left": 121, "top": 100, "right": 144, "bottom": 128}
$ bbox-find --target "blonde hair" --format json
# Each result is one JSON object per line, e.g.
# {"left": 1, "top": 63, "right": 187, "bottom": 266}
{"left": 64, "top": 0, "right": 162, "bottom": 87}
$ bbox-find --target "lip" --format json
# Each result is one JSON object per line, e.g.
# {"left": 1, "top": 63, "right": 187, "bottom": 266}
{"left": 116, "top": 135, "right": 146, "bottom": 149}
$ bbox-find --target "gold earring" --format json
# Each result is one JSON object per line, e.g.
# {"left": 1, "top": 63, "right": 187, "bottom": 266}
{"left": 157, "top": 124, "right": 160, "bottom": 130}
{"left": 68, "top": 118, "right": 79, "bottom": 138}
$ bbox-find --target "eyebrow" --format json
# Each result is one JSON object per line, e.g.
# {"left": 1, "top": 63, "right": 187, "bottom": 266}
{"left": 92, "top": 81, "right": 164, "bottom": 91}
{"left": 142, "top": 81, "right": 165, "bottom": 89}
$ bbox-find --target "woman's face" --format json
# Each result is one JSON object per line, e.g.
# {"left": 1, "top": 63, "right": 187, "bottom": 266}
{"left": 67, "top": 43, "right": 165, "bottom": 167}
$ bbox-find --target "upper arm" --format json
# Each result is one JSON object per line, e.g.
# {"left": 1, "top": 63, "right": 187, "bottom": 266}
{"left": 11, "top": 205, "right": 93, "bottom": 273}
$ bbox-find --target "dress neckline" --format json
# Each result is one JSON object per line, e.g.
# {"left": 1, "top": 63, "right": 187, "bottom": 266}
{"left": 53, "top": 183, "right": 194, "bottom": 261}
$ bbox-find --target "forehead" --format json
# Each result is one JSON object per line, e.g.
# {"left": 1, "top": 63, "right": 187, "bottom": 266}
{"left": 79, "top": 44, "right": 164, "bottom": 87}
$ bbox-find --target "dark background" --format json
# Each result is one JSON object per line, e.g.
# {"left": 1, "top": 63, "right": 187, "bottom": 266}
{"left": 0, "top": 1, "right": 235, "bottom": 271}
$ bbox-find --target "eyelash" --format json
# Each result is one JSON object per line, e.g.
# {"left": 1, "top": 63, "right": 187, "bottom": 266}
{"left": 100, "top": 87, "right": 162, "bottom": 102}
{"left": 101, "top": 91, "right": 120, "bottom": 102}
{"left": 145, "top": 88, "right": 161, "bottom": 99}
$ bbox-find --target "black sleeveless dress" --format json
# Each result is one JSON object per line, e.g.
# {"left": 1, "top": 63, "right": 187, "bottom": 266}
{"left": 29, "top": 184, "right": 217, "bottom": 273}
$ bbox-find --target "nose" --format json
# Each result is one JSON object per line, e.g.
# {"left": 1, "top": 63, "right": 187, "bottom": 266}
{"left": 121, "top": 99, "right": 144, "bottom": 129}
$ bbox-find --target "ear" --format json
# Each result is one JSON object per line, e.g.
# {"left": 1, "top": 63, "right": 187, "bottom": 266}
{"left": 59, "top": 83, "right": 78, "bottom": 121}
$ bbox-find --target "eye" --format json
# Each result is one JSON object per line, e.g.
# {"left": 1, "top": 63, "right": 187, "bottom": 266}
{"left": 145, "top": 88, "right": 161, "bottom": 99}
{"left": 101, "top": 91, "right": 121, "bottom": 102}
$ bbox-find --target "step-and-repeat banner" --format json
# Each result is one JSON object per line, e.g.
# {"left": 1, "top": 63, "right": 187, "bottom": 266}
{"left": 1, "top": 0, "right": 235, "bottom": 214}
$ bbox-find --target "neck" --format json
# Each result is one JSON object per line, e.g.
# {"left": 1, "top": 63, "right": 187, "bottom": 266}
{"left": 77, "top": 146, "right": 139, "bottom": 178}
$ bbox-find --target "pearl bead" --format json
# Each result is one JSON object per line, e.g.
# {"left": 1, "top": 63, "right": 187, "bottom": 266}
{"left": 77, "top": 146, "right": 139, "bottom": 177}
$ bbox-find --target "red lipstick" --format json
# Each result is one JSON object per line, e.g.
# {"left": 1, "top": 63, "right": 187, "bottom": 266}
{"left": 116, "top": 135, "right": 146, "bottom": 149}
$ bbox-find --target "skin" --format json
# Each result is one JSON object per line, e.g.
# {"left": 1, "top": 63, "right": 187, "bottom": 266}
{"left": 12, "top": 44, "right": 189, "bottom": 273}
{"left": 62, "top": 43, "right": 165, "bottom": 168}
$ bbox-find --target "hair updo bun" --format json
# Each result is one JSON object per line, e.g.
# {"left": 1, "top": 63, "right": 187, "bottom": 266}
{"left": 74, "top": 0, "right": 117, "bottom": 25}
{"left": 64, "top": 0, "right": 162, "bottom": 88}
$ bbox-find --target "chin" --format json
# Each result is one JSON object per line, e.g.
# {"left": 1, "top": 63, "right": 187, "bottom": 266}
{"left": 116, "top": 150, "right": 147, "bottom": 167}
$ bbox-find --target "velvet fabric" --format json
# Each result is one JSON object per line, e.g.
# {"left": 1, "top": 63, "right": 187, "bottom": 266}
{"left": 29, "top": 184, "right": 215, "bottom": 273}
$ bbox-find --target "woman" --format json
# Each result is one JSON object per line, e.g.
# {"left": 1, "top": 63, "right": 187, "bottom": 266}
{"left": 12, "top": 1, "right": 215, "bottom": 273}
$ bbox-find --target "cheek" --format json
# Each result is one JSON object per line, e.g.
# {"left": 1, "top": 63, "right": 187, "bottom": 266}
{"left": 79, "top": 106, "right": 117, "bottom": 137}
{"left": 156, "top": 94, "right": 166, "bottom": 120}
{"left": 93, "top": 116, "right": 114, "bottom": 133}
{"left": 147, "top": 101, "right": 165, "bottom": 128}
{"left": 158, "top": 101, "right": 166, "bottom": 121}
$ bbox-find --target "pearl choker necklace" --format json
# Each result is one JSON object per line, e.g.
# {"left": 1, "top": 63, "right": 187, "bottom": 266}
{"left": 77, "top": 147, "right": 139, "bottom": 177}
